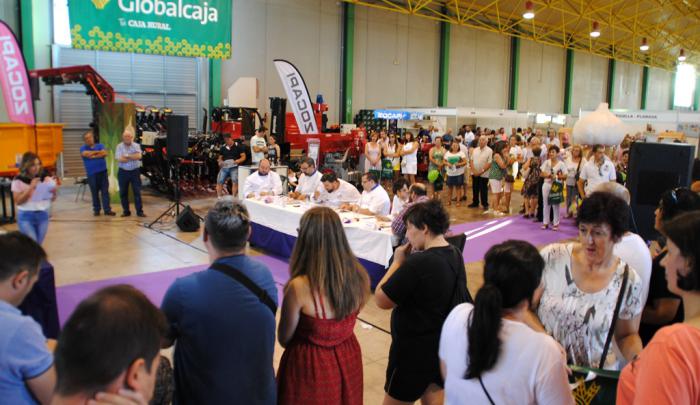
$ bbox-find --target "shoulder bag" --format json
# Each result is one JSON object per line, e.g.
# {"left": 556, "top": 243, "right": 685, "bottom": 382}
{"left": 210, "top": 262, "right": 277, "bottom": 316}
{"left": 569, "top": 265, "right": 630, "bottom": 405}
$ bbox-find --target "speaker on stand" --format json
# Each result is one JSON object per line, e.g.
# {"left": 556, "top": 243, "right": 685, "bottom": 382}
{"left": 627, "top": 142, "right": 695, "bottom": 241}
{"left": 148, "top": 115, "right": 202, "bottom": 232}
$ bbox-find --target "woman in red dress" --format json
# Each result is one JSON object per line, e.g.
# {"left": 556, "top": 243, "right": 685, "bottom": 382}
{"left": 277, "top": 207, "right": 370, "bottom": 405}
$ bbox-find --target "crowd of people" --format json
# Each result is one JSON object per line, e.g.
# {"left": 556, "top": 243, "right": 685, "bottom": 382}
{"left": 4, "top": 122, "right": 700, "bottom": 405}
{"left": 355, "top": 125, "right": 642, "bottom": 233}
{"left": 3, "top": 177, "right": 700, "bottom": 404}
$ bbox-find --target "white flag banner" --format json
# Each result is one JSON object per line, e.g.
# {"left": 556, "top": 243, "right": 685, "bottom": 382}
{"left": 273, "top": 59, "right": 319, "bottom": 134}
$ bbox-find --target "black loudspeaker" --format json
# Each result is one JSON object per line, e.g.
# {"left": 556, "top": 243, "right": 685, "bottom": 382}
{"left": 176, "top": 205, "right": 200, "bottom": 232}
{"left": 628, "top": 142, "right": 695, "bottom": 241}
{"left": 166, "top": 115, "right": 189, "bottom": 157}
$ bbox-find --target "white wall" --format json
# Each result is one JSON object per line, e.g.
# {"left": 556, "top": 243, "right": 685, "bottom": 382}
{"left": 353, "top": 7, "right": 439, "bottom": 114}
{"left": 571, "top": 50, "right": 608, "bottom": 114}
{"left": 220, "top": 0, "right": 341, "bottom": 124}
{"left": 645, "top": 67, "right": 673, "bottom": 111}
{"left": 447, "top": 25, "right": 510, "bottom": 109}
{"left": 517, "top": 40, "right": 565, "bottom": 113}
{"left": 613, "top": 60, "right": 643, "bottom": 110}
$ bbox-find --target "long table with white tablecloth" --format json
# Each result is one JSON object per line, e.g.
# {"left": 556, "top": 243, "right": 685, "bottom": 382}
{"left": 242, "top": 197, "right": 393, "bottom": 287}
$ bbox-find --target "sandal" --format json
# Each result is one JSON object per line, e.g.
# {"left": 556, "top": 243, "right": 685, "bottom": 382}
{"left": 456, "top": 202, "right": 461, "bottom": 207}
{"left": 552, "top": 225, "right": 559, "bottom": 231}
{"left": 541, "top": 224, "right": 549, "bottom": 230}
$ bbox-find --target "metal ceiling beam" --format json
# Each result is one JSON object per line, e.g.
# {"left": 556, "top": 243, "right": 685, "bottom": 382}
{"left": 343, "top": 0, "right": 699, "bottom": 70}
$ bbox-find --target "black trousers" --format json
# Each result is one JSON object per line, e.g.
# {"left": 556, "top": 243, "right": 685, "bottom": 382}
{"left": 471, "top": 176, "right": 489, "bottom": 207}
{"left": 536, "top": 178, "right": 553, "bottom": 222}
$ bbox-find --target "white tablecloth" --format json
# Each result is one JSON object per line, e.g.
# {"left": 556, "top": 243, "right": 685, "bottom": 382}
{"left": 243, "top": 197, "right": 394, "bottom": 266}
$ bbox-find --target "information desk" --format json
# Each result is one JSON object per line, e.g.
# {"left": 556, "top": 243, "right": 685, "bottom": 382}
{"left": 243, "top": 197, "right": 393, "bottom": 288}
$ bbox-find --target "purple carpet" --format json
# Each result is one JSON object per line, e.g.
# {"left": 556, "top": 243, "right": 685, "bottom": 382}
{"left": 56, "top": 217, "right": 576, "bottom": 325}
{"left": 56, "top": 254, "right": 292, "bottom": 326}
{"left": 448, "top": 215, "right": 578, "bottom": 263}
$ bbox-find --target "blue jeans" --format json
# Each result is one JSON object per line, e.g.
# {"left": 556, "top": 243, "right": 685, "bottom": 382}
{"left": 117, "top": 169, "right": 143, "bottom": 214}
{"left": 217, "top": 166, "right": 238, "bottom": 184}
{"left": 87, "top": 170, "right": 112, "bottom": 214}
{"left": 18, "top": 210, "right": 50, "bottom": 244}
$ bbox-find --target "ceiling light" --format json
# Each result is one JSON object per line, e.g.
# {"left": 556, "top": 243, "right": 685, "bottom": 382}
{"left": 639, "top": 38, "right": 649, "bottom": 52}
{"left": 523, "top": 1, "right": 535, "bottom": 19}
{"left": 590, "top": 21, "right": 600, "bottom": 38}
{"left": 678, "top": 49, "right": 686, "bottom": 61}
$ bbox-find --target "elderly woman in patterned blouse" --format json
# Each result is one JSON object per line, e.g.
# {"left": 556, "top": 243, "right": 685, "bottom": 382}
{"left": 526, "top": 192, "right": 644, "bottom": 370}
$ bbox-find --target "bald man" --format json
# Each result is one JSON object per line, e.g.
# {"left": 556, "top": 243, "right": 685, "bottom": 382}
{"left": 243, "top": 159, "right": 283, "bottom": 198}
{"left": 115, "top": 128, "right": 145, "bottom": 217}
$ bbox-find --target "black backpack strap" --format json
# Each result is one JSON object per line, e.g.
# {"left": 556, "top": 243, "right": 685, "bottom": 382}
{"left": 210, "top": 262, "right": 277, "bottom": 316}
{"left": 598, "top": 265, "right": 630, "bottom": 369}
{"left": 479, "top": 376, "right": 496, "bottom": 405}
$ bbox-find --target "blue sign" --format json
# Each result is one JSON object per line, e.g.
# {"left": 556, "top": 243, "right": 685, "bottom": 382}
{"left": 373, "top": 110, "right": 423, "bottom": 120}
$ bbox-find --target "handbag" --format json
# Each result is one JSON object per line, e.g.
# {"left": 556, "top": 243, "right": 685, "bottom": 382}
{"left": 210, "top": 261, "right": 277, "bottom": 316}
{"left": 548, "top": 180, "right": 564, "bottom": 204}
{"left": 569, "top": 266, "right": 630, "bottom": 405}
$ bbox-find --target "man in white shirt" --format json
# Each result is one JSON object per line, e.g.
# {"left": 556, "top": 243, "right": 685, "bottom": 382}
{"left": 594, "top": 181, "right": 652, "bottom": 302}
{"left": 341, "top": 172, "right": 390, "bottom": 216}
{"left": 578, "top": 144, "right": 616, "bottom": 198}
{"left": 455, "top": 136, "right": 471, "bottom": 202}
{"left": 545, "top": 130, "right": 561, "bottom": 147}
{"left": 315, "top": 172, "right": 360, "bottom": 206}
{"left": 243, "top": 159, "right": 283, "bottom": 198}
{"left": 288, "top": 157, "right": 322, "bottom": 201}
{"left": 250, "top": 129, "right": 268, "bottom": 165}
{"left": 463, "top": 126, "right": 475, "bottom": 146}
{"left": 468, "top": 136, "right": 493, "bottom": 209}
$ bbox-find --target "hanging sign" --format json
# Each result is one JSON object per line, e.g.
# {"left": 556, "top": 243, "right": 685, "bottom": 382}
{"left": 68, "top": 0, "right": 232, "bottom": 59}
{"left": 373, "top": 110, "right": 424, "bottom": 120}
{"left": 273, "top": 59, "right": 319, "bottom": 135}
{"left": 0, "top": 20, "right": 34, "bottom": 125}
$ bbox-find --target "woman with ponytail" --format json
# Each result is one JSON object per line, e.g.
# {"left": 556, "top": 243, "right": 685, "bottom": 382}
{"left": 439, "top": 240, "right": 573, "bottom": 404}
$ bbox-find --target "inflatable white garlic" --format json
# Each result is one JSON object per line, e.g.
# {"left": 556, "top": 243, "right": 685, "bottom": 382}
{"left": 573, "top": 103, "right": 628, "bottom": 146}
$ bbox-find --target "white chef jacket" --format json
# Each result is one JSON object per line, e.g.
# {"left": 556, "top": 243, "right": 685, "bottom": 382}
{"left": 244, "top": 171, "right": 283, "bottom": 197}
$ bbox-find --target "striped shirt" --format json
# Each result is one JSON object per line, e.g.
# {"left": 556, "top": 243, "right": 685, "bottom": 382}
{"left": 391, "top": 195, "right": 430, "bottom": 244}
{"left": 116, "top": 142, "right": 142, "bottom": 171}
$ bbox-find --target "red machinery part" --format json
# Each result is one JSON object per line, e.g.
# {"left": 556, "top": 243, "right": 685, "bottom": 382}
{"left": 29, "top": 65, "right": 115, "bottom": 103}
{"left": 210, "top": 121, "right": 244, "bottom": 140}
{"left": 283, "top": 104, "right": 361, "bottom": 164}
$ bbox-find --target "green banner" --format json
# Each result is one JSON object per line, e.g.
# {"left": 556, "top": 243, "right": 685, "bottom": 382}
{"left": 69, "top": 0, "right": 231, "bottom": 59}
{"left": 98, "top": 102, "right": 135, "bottom": 202}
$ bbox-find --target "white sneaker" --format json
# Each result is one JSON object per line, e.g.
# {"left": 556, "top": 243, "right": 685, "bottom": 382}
{"left": 483, "top": 209, "right": 492, "bottom": 215}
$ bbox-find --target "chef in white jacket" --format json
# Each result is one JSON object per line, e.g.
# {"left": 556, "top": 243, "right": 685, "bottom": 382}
{"left": 244, "top": 159, "right": 283, "bottom": 198}
{"left": 315, "top": 171, "right": 361, "bottom": 207}
{"left": 288, "top": 157, "right": 323, "bottom": 201}
{"left": 341, "top": 172, "right": 390, "bottom": 216}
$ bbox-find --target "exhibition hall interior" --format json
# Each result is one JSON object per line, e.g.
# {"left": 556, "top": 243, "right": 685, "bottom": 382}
{"left": 2, "top": 0, "right": 700, "bottom": 404}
